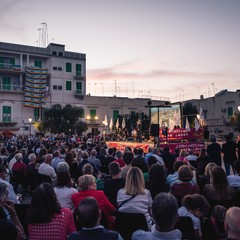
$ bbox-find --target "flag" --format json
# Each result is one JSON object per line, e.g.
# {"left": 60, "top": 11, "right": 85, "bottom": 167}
{"left": 102, "top": 114, "right": 108, "bottom": 126}
{"left": 122, "top": 118, "right": 126, "bottom": 129}
{"left": 199, "top": 107, "right": 204, "bottom": 120}
{"left": 185, "top": 117, "right": 190, "bottom": 131}
{"left": 109, "top": 118, "right": 113, "bottom": 130}
{"left": 195, "top": 117, "right": 200, "bottom": 132}
{"left": 116, "top": 118, "right": 119, "bottom": 129}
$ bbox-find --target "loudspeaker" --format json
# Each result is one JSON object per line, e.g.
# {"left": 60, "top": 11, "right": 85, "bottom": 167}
{"left": 150, "top": 124, "right": 159, "bottom": 137}
{"left": 204, "top": 130, "right": 209, "bottom": 140}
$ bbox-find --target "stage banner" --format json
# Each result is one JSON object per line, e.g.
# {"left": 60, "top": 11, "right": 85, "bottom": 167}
{"left": 159, "top": 128, "right": 204, "bottom": 141}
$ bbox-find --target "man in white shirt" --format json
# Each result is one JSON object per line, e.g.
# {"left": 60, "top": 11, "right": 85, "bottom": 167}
{"left": 38, "top": 154, "right": 57, "bottom": 185}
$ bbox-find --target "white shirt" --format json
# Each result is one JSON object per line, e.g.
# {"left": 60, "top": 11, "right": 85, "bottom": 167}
{"left": 54, "top": 186, "right": 78, "bottom": 211}
{"left": 0, "top": 178, "right": 19, "bottom": 204}
{"left": 178, "top": 206, "right": 200, "bottom": 230}
{"left": 8, "top": 157, "right": 17, "bottom": 172}
{"left": 227, "top": 174, "right": 240, "bottom": 188}
{"left": 117, "top": 188, "right": 153, "bottom": 230}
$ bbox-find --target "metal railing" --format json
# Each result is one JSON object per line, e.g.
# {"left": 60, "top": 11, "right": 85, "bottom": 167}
{"left": 0, "top": 63, "right": 22, "bottom": 71}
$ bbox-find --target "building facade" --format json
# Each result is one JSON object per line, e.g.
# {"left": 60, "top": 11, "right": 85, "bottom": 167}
{"left": 0, "top": 41, "right": 165, "bottom": 135}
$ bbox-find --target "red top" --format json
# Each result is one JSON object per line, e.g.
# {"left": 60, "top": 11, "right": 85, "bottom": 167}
{"left": 28, "top": 208, "right": 76, "bottom": 240}
{"left": 12, "top": 161, "right": 27, "bottom": 173}
{"left": 71, "top": 189, "right": 115, "bottom": 229}
{"left": 113, "top": 159, "right": 125, "bottom": 168}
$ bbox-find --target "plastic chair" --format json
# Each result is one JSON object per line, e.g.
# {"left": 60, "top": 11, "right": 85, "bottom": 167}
{"left": 115, "top": 211, "right": 148, "bottom": 240}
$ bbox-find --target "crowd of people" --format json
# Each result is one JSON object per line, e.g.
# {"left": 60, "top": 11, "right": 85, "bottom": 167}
{"left": 0, "top": 133, "right": 240, "bottom": 240}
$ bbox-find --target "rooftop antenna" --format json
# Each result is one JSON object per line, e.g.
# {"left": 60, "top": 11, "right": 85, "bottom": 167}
{"left": 114, "top": 80, "right": 117, "bottom": 96}
{"left": 40, "top": 22, "right": 48, "bottom": 47}
{"left": 37, "top": 28, "right": 42, "bottom": 47}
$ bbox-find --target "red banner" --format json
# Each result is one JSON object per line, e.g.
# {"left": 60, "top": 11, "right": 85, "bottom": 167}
{"left": 159, "top": 128, "right": 204, "bottom": 141}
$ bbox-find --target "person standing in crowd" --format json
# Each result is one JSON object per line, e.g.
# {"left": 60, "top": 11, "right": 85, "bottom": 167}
{"left": 207, "top": 135, "right": 222, "bottom": 166}
{"left": 132, "top": 192, "right": 182, "bottom": 240}
{"left": 222, "top": 135, "right": 237, "bottom": 176}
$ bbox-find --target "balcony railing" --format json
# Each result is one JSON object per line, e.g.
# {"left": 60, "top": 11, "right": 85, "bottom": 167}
{"left": 0, "top": 84, "right": 24, "bottom": 92}
{"left": 0, "top": 63, "right": 22, "bottom": 72}
{"left": 74, "top": 90, "right": 84, "bottom": 99}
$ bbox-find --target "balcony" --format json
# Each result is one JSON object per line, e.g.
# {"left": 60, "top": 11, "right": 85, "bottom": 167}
{"left": 0, "top": 63, "right": 24, "bottom": 74}
{"left": 0, "top": 83, "right": 24, "bottom": 93}
{"left": 74, "top": 90, "right": 84, "bottom": 99}
{"left": 74, "top": 71, "right": 85, "bottom": 80}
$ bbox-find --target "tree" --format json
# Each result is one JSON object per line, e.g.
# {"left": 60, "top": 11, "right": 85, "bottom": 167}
{"left": 182, "top": 102, "right": 198, "bottom": 127}
{"left": 75, "top": 121, "right": 88, "bottom": 136}
{"left": 42, "top": 104, "right": 87, "bottom": 135}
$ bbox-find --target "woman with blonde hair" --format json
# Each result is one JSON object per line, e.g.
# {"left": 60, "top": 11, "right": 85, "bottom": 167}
{"left": 117, "top": 167, "right": 153, "bottom": 229}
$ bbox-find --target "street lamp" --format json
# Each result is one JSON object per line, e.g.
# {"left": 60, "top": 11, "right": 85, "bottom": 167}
{"left": 238, "top": 106, "right": 240, "bottom": 112}
{"left": 28, "top": 117, "right": 32, "bottom": 135}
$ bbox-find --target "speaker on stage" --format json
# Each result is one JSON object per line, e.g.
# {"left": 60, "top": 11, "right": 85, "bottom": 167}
{"left": 150, "top": 124, "right": 159, "bottom": 137}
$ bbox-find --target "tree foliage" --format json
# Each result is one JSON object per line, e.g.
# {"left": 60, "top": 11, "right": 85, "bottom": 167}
{"left": 42, "top": 104, "right": 87, "bottom": 135}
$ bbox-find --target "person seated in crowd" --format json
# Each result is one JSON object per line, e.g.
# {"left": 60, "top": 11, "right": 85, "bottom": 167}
{"left": 132, "top": 192, "right": 182, "bottom": 240}
{"left": 65, "top": 152, "right": 79, "bottom": 183}
{"left": 0, "top": 165, "right": 19, "bottom": 203}
{"left": 170, "top": 165, "right": 200, "bottom": 206}
{"left": 132, "top": 148, "right": 147, "bottom": 173}
{"left": 88, "top": 149, "right": 102, "bottom": 172}
{"left": 113, "top": 151, "right": 125, "bottom": 168}
{"left": 104, "top": 162, "right": 125, "bottom": 207}
{"left": 143, "top": 155, "right": 158, "bottom": 183}
{"left": 38, "top": 153, "right": 57, "bottom": 185}
{"left": 12, "top": 153, "right": 27, "bottom": 174}
{"left": 67, "top": 197, "right": 123, "bottom": 240}
{"left": 224, "top": 206, "right": 240, "bottom": 240}
{"left": 51, "top": 150, "right": 64, "bottom": 171}
{"left": 203, "top": 166, "right": 236, "bottom": 209}
{"left": 178, "top": 194, "right": 210, "bottom": 240}
{"left": 186, "top": 150, "right": 198, "bottom": 168}
{"left": 71, "top": 174, "right": 115, "bottom": 229}
{"left": 0, "top": 182, "right": 25, "bottom": 240}
{"left": 145, "top": 163, "right": 169, "bottom": 199}
{"left": 82, "top": 163, "right": 103, "bottom": 190}
{"left": 54, "top": 162, "right": 78, "bottom": 211}
{"left": 27, "top": 183, "right": 76, "bottom": 240}
{"left": 227, "top": 160, "right": 240, "bottom": 188}
{"left": 78, "top": 151, "right": 96, "bottom": 176}
{"left": 176, "top": 149, "right": 188, "bottom": 163}
{"left": 197, "top": 162, "right": 217, "bottom": 193}
{"left": 26, "top": 153, "right": 39, "bottom": 191}
{"left": 121, "top": 151, "right": 134, "bottom": 179}
{"left": 151, "top": 148, "right": 164, "bottom": 165}
{"left": 117, "top": 167, "right": 153, "bottom": 230}
{"left": 167, "top": 161, "right": 185, "bottom": 187}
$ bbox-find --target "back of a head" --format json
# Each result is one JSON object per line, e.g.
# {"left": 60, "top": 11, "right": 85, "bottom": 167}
{"left": 125, "top": 167, "right": 145, "bottom": 195}
{"left": 212, "top": 166, "right": 227, "bottom": 188}
{"left": 204, "top": 162, "right": 217, "bottom": 177}
{"left": 90, "top": 149, "right": 97, "bottom": 157}
{"left": 173, "top": 161, "right": 185, "bottom": 172}
{"left": 115, "top": 150, "right": 122, "bottom": 159}
{"left": 178, "top": 165, "right": 193, "bottom": 181}
{"left": 82, "top": 151, "right": 89, "bottom": 160}
{"left": 210, "top": 135, "right": 216, "bottom": 142}
{"left": 57, "top": 162, "right": 69, "bottom": 173}
{"left": 15, "top": 153, "right": 23, "bottom": 162}
{"left": 147, "top": 156, "right": 157, "bottom": 167}
{"left": 108, "top": 148, "right": 114, "bottom": 156}
{"left": 53, "top": 150, "right": 60, "bottom": 158}
{"left": 182, "top": 194, "right": 210, "bottom": 216}
{"left": 149, "top": 163, "right": 167, "bottom": 184}
{"left": 78, "top": 174, "right": 95, "bottom": 190}
{"left": 137, "top": 148, "right": 143, "bottom": 155}
{"left": 82, "top": 163, "right": 94, "bottom": 175}
{"left": 109, "top": 162, "right": 121, "bottom": 176}
{"left": 77, "top": 197, "right": 99, "bottom": 228}
{"left": 152, "top": 193, "right": 178, "bottom": 231}
{"left": 123, "top": 151, "right": 134, "bottom": 165}
{"left": 225, "top": 207, "right": 240, "bottom": 238}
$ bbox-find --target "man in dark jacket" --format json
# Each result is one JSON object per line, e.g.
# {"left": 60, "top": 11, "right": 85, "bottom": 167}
{"left": 207, "top": 135, "right": 222, "bottom": 166}
{"left": 67, "top": 197, "right": 123, "bottom": 240}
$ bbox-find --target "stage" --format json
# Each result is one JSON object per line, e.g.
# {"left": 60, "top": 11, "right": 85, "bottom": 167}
{"left": 106, "top": 141, "right": 154, "bottom": 153}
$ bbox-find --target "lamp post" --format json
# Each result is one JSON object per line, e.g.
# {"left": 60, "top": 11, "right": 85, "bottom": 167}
{"left": 28, "top": 117, "right": 32, "bottom": 135}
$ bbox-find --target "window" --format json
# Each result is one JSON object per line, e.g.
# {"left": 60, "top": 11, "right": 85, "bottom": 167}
{"left": 2, "top": 106, "right": 11, "bottom": 122}
{"left": 2, "top": 77, "right": 11, "bottom": 90}
{"left": 113, "top": 110, "right": 119, "bottom": 121}
{"left": 53, "top": 85, "right": 58, "bottom": 90}
{"left": 79, "top": 109, "right": 84, "bottom": 118}
{"left": 34, "top": 108, "right": 39, "bottom": 121}
{"left": 34, "top": 60, "right": 42, "bottom": 68}
{"left": 66, "top": 81, "right": 72, "bottom": 91}
{"left": 66, "top": 62, "right": 72, "bottom": 72}
{"left": 58, "top": 52, "right": 63, "bottom": 56}
{"left": 76, "top": 82, "right": 82, "bottom": 94}
{"left": 0, "top": 57, "right": 15, "bottom": 69}
{"left": 58, "top": 86, "right": 62, "bottom": 90}
{"left": 52, "top": 51, "right": 57, "bottom": 55}
{"left": 76, "top": 64, "right": 82, "bottom": 76}
{"left": 58, "top": 67, "right": 62, "bottom": 71}
{"left": 53, "top": 66, "right": 57, "bottom": 70}
{"left": 90, "top": 109, "right": 96, "bottom": 119}
{"left": 227, "top": 107, "right": 233, "bottom": 119}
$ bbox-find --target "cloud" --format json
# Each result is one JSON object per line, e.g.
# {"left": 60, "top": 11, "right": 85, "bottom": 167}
{"left": 87, "top": 63, "right": 240, "bottom": 82}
